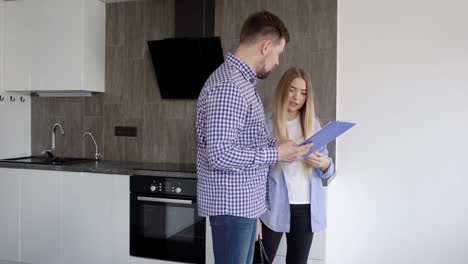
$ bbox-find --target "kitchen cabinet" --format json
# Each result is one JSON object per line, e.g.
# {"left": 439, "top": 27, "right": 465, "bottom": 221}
{"left": 19, "top": 169, "right": 62, "bottom": 264}
{"left": 0, "top": 168, "right": 129, "bottom": 264}
{"left": 109, "top": 174, "right": 130, "bottom": 264}
{"left": 0, "top": 0, "right": 4, "bottom": 92}
{"left": 4, "top": 0, "right": 105, "bottom": 93}
{"left": 0, "top": 93, "right": 31, "bottom": 159}
{"left": 0, "top": 2, "right": 31, "bottom": 160}
{"left": 205, "top": 220, "right": 215, "bottom": 264}
{"left": 61, "top": 172, "right": 113, "bottom": 264}
{"left": 3, "top": 0, "right": 41, "bottom": 92}
{"left": 0, "top": 168, "right": 20, "bottom": 262}
{"left": 61, "top": 172, "right": 129, "bottom": 264}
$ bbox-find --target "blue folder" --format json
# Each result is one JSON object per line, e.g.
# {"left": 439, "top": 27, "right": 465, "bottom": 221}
{"left": 299, "top": 121, "right": 356, "bottom": 157}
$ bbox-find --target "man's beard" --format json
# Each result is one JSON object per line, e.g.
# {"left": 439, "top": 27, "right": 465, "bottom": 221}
{"left": 257, "top": 69, "right": 272, "bottom": 79}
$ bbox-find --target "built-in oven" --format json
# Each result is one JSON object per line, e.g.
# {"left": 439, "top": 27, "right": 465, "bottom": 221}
{"left": 130, "top": 175, "right": 205, "bottom": 263}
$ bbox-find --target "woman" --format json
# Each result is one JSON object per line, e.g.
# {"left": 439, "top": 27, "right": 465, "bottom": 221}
{"left": 253, "top": 67, "right": 335, "bottom": 263}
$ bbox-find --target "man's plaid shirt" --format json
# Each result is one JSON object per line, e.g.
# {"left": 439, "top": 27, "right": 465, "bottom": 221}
{"left": 196, "top": 53, "right": 278, "bottom": 218}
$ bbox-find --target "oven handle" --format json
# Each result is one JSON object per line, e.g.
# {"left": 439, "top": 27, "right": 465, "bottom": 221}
{"left": 137, "top": 196, "right": 193, "bottom": 205}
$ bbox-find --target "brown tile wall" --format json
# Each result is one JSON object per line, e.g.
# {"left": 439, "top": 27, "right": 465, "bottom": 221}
{"left": 31, "top": 0, "right": 336, "bottom": 163}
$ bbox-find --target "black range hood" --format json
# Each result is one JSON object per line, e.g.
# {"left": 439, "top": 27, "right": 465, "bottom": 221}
{"left": 147, "top": 0, "right": 224, "bottom": 100}
{"left": 175, "top": 0, "right": 215, "bottom": 38}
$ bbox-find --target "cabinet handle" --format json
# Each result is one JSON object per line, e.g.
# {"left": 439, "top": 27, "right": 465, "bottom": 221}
{"left": 0, "top": 95, "right": 4, "bottom": 101}
{"left": 10, "top": 96, "right": 15, "bottom": 102}
{"left": 137, "top": 196, "right": 193, "bottom": 205}
{"left": 20, "top": 97, "right": 26, "bottom": 103}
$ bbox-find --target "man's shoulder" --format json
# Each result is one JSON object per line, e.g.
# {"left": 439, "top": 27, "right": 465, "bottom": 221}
{"left": 207, "top": 62, "right": 235, "bottom": 84}
{"left": 201, "top": 63, "right": 242, "bottom": 96}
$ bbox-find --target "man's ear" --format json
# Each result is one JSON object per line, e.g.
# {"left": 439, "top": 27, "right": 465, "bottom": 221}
{"left": 259, "top": 39, "right": 272, "bottom": 56}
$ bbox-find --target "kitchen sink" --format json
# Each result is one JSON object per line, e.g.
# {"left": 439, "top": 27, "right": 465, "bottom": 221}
{"left": 0, "top": 156, "right": 95, "bottom": 165}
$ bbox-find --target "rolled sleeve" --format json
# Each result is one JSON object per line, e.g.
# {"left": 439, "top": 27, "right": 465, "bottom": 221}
{"left": 316, "top": 158, "right": 335, "bottom": 179}
{"left": 268, "top": 136, "right": 277, "bottom": 147}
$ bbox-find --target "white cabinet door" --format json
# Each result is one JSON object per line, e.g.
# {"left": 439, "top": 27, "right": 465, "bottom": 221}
{"left": 60, "top": 172, "right": 130, "bottom": 264}
{"left": 205, "top": 218, "right": 214, "bottom": 264}
{"left": 111, "top": 175, "right": 130, "bottom": 264}
{"left": 19, "top": 169, "right": 61, "bottom": 264}
{"left": 1, "top": 169, "right": 130, "bottom": 264}
{"left": 4, "top": 0, "right": 105, "bottom": 93}
{"left": 1, "top": 0, "right": 4, "bottom": 92}
{"left": 39, "top": 0, "right": 83, "bottom": 92}
{"left": 0, "top": 1, "right": 31, "bottom": 160}
{"left": 4, "top": 0, "right": 41, "bottom": 91}
{"left": 0, "top": 93, "right": 31, "bottom": 159}
{"left": 0, "top": 168, "right": 20, "bottom": 262}
{"left": 61, "top": 172, "right": 113, "bottom": 264}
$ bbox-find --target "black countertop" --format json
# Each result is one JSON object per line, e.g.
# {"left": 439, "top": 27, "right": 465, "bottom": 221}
{"left": 0, "top": 159, "right": 197, "bottom": 178}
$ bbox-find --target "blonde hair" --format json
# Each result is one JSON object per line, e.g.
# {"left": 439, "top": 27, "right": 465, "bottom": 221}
{"left": 273, "top": 67, "right": 316, "bottom": 172}
{"left": 273, "top": 67, "right": 315, "bottom": 139}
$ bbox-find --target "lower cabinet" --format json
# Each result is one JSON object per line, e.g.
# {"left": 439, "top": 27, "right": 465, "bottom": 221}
{"left": 61, "top": 172, "right": 113, "bottom": 264}
{"left": 0, "top": 168, "right": 21, "bottom": 262}
{"left": 61, "top": 172, "right": 130, "bottom": 264}
{"left": 20, "top": 169, "right": 61, "bottom": 264}
{"left": 0, "top": 168, "right": 129, "bottom": 264}
{"left": 110, "top": 173, "right": 130, "bottom": 264}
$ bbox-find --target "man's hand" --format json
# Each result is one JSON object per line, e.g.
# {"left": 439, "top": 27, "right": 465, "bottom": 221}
{"left": 256, "top": 218, "right": 263, "bottom": 241}
{"left": 276, "top": 140, "right": 313, "bottom": 162}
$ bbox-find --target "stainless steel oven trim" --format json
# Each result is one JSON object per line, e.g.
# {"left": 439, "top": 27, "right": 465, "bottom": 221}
{"left": 137, "top": 196, "right": 193, "bottom": 205}
{"left": 132, "top": 170, "right": 197, "bottom": 178}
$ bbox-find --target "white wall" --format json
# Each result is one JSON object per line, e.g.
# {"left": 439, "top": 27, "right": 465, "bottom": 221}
{"left": 0, "top": 1, "right": 31, "bottom": 159}
{"left": 327, "top": 0, "right": 468, "bottom": 263}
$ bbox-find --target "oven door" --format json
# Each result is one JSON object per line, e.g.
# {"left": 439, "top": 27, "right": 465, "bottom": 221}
{"left": 130, "top": 193, "right": 205, "bottom": 263}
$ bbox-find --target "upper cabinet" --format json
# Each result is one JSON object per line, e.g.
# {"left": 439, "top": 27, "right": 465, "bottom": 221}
{"left": 0, "top": 0, "right": 4, "bottom": 92}
{"left": 4, "top": 0, "right": 105, "bottom": 94}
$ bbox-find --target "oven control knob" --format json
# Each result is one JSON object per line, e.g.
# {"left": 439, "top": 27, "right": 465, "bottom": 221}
{"left": 150, "top": 185, "right": 157, "bottom": 192}
{"left": 175, "top": 187, "right": 182, "bottom": 194}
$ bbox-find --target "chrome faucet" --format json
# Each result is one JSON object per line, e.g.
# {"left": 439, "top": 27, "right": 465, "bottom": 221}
{"left": 83, "top": 132, "right": 102, "bottom": 160}
{"left": 51, "top": 123, "right": 64, "bottom": 152}
{"left": 41, "top": 123, "right": 64, "bottom": 159}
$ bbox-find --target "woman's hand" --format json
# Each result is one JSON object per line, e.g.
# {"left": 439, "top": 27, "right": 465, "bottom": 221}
{"left": 304, "top": 151, "right": 330, "bottom": 171}
{"left": 256, "top": 218, "right": 263, "bottom": 241}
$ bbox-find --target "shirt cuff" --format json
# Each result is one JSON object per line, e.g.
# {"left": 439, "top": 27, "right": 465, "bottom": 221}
{"left": 318, "top": 159, "right": 335, "bottom": 179}
{"left": 268, "top": 137, "right": 277, "bottom": 147}
{"left": 256, "top": 147, "right": 278, "bottom": 165}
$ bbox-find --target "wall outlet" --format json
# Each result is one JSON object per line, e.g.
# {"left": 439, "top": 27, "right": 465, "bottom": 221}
{"left": 115, "top": 126, "right": 137, "bottom": 137}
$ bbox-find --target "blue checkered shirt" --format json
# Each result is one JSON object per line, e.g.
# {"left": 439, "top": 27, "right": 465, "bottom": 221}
{"left": 196, "top": 53, "right": 278, "bottom": 218}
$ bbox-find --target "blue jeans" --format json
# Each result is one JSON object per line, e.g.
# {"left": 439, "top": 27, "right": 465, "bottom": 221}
{"left": 209, "top": 215, "right": 257, "bottom": 264}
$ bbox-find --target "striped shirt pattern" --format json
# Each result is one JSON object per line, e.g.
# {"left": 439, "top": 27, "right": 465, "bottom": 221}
{"left": 196, "top": 53, "right": 278, "bottom": 218}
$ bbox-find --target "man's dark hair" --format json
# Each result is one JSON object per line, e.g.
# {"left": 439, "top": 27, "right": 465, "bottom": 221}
{"left": 240, "top": 11, "right": 290, "bottom": 45}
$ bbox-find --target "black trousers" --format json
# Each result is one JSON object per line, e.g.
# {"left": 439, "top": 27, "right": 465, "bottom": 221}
{"left": 253, "top": 204, "right": 314, "bottom": 264}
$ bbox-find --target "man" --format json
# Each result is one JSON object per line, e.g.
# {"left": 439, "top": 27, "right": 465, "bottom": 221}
{"left": 196, "top": 11, "right": 312, "bottom": 263}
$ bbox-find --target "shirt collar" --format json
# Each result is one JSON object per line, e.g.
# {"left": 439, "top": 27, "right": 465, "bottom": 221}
{"left": 226, "top": 53, "right": 258, "bottom": 85}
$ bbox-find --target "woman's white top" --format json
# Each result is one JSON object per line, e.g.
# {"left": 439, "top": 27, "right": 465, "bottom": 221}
{"left": 281, "top": 116, "right": 311, "bottom": 204}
